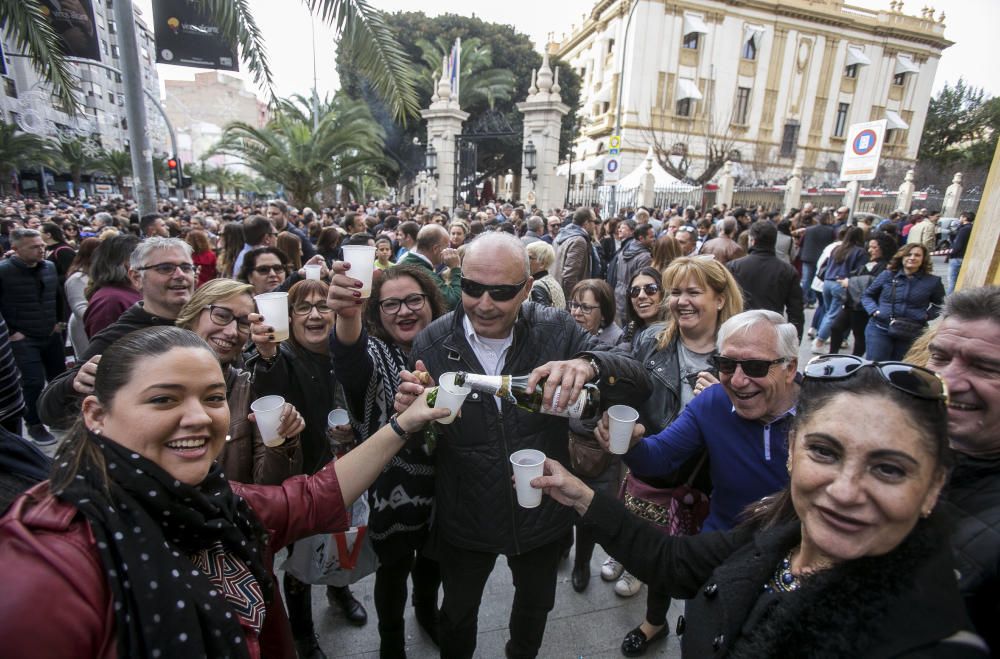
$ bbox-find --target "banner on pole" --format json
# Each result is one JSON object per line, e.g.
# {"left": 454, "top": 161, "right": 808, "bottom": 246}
{"left": 152, "top": 0, "right": 238, "bottom": 71}
{"left": 39, "top": 0, "right": 101, "bottom": 61}
{"left": 448, "top": 38, "right": 461, "bottom": 100}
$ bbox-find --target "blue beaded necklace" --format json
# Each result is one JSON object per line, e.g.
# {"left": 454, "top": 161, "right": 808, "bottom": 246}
{"left": 764, "top": 548, "right": 802, "bottom": 593}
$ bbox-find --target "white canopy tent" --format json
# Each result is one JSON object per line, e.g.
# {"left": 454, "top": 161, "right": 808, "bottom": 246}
{"left": 616, "top": 153, "right": 696, "bottom": 190}
{"left": 556, "top": 154, "right": 607, "bottom": 177}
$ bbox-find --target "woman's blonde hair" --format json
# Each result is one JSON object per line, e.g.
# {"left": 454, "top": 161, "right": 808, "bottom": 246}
{"left": 526, "top": 240, "right": 556, "bottom": 270}
{"left": 175, "top": 278, "right": 253, "bottom": 330}
{"left": 656, "top": 256, "right": 744, "bottom": 349}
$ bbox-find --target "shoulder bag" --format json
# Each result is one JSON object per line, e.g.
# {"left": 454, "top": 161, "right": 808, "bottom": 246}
{"left": 887, "top": 278, "right": 925, "bottom": 342}
{"left": 620, "top": 451, "right": 710, "bottom": 536}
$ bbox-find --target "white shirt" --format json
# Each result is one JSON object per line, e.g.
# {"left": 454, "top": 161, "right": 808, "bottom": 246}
{"left": 463, "top": 315, "right": 514, "bottom": 409}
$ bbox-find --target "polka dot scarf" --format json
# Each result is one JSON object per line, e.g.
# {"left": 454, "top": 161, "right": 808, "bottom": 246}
{"left": 60, "top": 430, "right": 274, "bottom": 659}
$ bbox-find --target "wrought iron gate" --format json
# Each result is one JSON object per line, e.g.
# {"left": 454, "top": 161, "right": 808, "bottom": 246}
{"left": 453, "top": 110, "right": 519, "bottom": 207}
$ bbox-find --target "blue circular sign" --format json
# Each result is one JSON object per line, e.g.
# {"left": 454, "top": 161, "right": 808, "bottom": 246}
{"left": 607, "top": 159, "right": 619, "bottom": 173}
{"left": 852, "top": 129, "right": 878, "bottom": 155}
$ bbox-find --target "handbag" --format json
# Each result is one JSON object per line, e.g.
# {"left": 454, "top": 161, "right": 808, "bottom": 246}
{"left": 620, "top": 452, "right": 710, "bottom": 536}
{"left": 887, "top": 279, "right": 925, "bottom": 341}
{"left": 568, "top": 431, "right": 612, "bottom": 479}
{"left": 281, "top": 494, "right": 379, "bottom": 587}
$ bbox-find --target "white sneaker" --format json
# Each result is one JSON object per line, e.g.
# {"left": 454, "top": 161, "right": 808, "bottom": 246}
{"left": 811, "top": 339, "right": 828, "bottom": 354}
{"left": 600, "top": 557, "right": 624, "bottom": 582}
{"left": 614, "top": 571, "right": 643, "bottom": 597}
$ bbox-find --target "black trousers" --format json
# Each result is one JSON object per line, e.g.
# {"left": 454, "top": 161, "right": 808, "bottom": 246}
{"left": 438, "top": 537, "right": 563, "bottom": 659}
{"left": 9, "top": 334, "right": 65, "bottom": 426}
{"left": 373, "top": 550, "right": 441, "bottom": 659}
{"left": 829, "top": 307, "right": 868, "bottom": 357}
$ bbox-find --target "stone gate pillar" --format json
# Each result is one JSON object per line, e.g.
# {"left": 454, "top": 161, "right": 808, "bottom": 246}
{"left": 783, "top": 169, "right": 803, "bottom": 212}
{"left": 896, "top": 169, "right": 915, "bottom": 215}
{"left": 517, "top": 53, "right": 570, "bottom": 211}
{"left": 717, "top": 161, "right": 735, "bottom": 208}
{"left": 421, "top": 60, "right": 468, "bottom": 210}
{"left": 942, "top": 172, "right": 963, "bottom": 218}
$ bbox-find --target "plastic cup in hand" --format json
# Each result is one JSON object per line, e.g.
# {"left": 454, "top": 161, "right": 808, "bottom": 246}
{"left": 510, "top": 449, "right": 546, "bottom": 508}
{"left": 341, "top": 246, "right": 376, "bottom": 298}
{"left": 254, "top": 291, "right": 290, "bottom": 342}
{"left": 251, "top": 395, "right": 285, "bottom": 447}
{"left": 433, "top": 372, "right": 471, "bottom": 424}
{"left": 327, "top": 408, "right": 350, "bottom": 429}
{"left": 304, "top": 264, "right": 322, "bottom": 281}
{"left": 607, "top": 404, "right": 640, "bottom": 455}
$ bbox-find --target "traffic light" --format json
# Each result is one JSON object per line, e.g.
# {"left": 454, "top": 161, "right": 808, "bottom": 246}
{"left": 167, "top": 157, "right": 182, "bottom": 188}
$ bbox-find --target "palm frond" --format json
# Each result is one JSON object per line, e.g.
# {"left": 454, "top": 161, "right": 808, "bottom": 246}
{"left": 0, "top": 0, "right": 80, "bottom": 112}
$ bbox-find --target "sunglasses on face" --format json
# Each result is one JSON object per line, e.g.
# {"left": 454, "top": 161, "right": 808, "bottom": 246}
{"left": 804, "top": 355, "right": 948, "bottom": 402}
{"left": 460, "top": 278, "right": 527, "bottom": 302}
{"left": 207, "top": 305, "right": 251, "bottom": 333}
{"left": 136, "top": 262, "right": 195, "bottom": 276}
{"left": 379, "top": 293, "right": 428, "bottom": 315}
{"left": 253, "top": 264, "right": 286, "bottom": 275}
{"left": 710, "top": 355, "right": 788, "bottom": 378}
{"left": 292, "top": 302, "right": 332, "bottom": 316}
{"left": 628, "top": 283, "right": 661, "bottom": 298}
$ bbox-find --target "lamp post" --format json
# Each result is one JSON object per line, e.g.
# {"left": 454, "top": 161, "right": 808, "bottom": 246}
{"left": 425, "top": 144, "right": 439, "bottom": 180}
{"left": 524, "top": 139, "right": 538, "bottom": 184}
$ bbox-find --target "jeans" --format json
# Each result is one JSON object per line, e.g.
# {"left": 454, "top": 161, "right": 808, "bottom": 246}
{"left": 864, "top": 320, "right": 912, "bottom": 361}
{"left": 800, "top": 261, "right": 817, "bottom": 305}
{"left": 438, "top": 537, "right": 563, "bottom": 659}
{"left": 817, "top": 280, "right": 846, "bottom": 341}
{"left": 948, "top": 258, "right": 963, "bottom": 295}
{"left": 9, "top": 333, "right": 65, "bottom": 426}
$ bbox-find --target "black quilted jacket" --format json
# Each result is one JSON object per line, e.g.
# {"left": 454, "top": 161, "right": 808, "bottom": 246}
{"left": 0, "top": 257, "right": 60, "bottom": 337}
{"left": 410, "top": 302, "right": 649, "bottom": 555}
{"left": 940, "top": 453, "right": 1000, "bottom": 655}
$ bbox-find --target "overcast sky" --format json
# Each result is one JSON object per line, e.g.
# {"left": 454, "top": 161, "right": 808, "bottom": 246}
{"left": 137, "top": 0, "right": 999, "bottom": 100}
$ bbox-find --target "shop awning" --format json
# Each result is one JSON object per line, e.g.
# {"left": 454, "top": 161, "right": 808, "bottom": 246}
{"left": 676, "top": 78, "right": 703, "bottom": 102}
{"left": 885, "top": 109, "right": 909, "bottom": 130}
{"left": 683, "top": 14, "right": 709, "bottom": 36}
{"left": 894, "top": 54, "right": 920, "bottom": 75}
{"left": 743, "top": 25, "right": 765, "bottom": 48}
{"left": 845, "top": 46, "right": 871, "bottom": 67}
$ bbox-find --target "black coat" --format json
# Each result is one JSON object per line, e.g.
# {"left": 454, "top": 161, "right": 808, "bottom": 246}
{"left": 799, "top": 223, "right": 836, "bottom": 264}
{"left": 0, "top": 257, "right": 61, "bottom": 337}
{"left": 940, "top": 453, "right": 1000, "bottom": 655}
{"left": 410, "top": 301, "right": 649, "bottom": 555}
{"left": 727, "top": 247, "right": 805, "bottom": 339}
{"left": 583, "top": 492, "right": 986, "bottom": 658}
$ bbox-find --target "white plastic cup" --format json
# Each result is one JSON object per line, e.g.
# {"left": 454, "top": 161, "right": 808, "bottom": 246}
{"left": 327, "top": 408, "right": 350, "bottom": 428}
{"left": 304, "top": 264, "right": 322, "bottom": 281}
{"left": 433, "top": 372, "right": 471, "bottom": 424}
{"left": 254, "top": 291, "right": 290, "bottom": 342}
{"left": 251, "top": 395, "right": 286, "bottom": 447}
{"left": 341, "top": 246, "right": 376, "bottom": 298}
{"left": 607, "top": 404, "right": 640, "bottom": 455}
{"left": 510, "top": 449, "right": 546, "bottom": 508}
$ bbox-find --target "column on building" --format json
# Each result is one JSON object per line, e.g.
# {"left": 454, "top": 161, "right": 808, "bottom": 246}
{"left": 517, "top": 52, "right": 570, "bottom": 211}
{"left": 420, "top": 60, "right": 468, "bottom": 210}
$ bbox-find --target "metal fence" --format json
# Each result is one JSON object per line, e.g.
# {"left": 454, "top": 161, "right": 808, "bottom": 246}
{"left": 568, "top": 184, "right": 704, "bottom": 218}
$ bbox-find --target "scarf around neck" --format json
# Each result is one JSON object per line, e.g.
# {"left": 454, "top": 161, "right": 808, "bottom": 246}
{"left": 60, "top": 431, "right": 273, "bottom": 658}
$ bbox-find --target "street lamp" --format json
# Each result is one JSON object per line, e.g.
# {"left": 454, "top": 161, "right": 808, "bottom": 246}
{"left": 425, "top": 144, "right": 438, "bottom": 180}
{"left": 523, "top": 139, "right": 538, "bottom": 183}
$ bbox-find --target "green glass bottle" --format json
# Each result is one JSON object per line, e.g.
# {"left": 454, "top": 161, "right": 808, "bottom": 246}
{"left": 454, "top": 372, "right": 600, "bottom": 420}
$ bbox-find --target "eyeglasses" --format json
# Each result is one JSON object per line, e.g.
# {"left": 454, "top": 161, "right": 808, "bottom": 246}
{"left": 628, "top": 283, "right": 661, "bottom": 298}
{"left": 569, "top": 301, "right": 599, "bottom": 314}
{"left": 460, "top": 278, "right": 527, "bottom": 302}
{"left": 253, "top": 264, "right": 286, "bottom": 275}
{"left": 379, "top": 293, "right": 428, "bottom": 315}
{"left": 292, "top": 301, "right": 333, "bottom": 316}
{"left": 207, "top": 305, "right": 251, "bottom": 333}
{"left": 710, "top": 355, "right": 788, "bottom": 378}
{"left": 136, "top": 262, "right": 195, "bottom": 275}
{"left": 804, "top": 355, "right": 948, "bottom": 402}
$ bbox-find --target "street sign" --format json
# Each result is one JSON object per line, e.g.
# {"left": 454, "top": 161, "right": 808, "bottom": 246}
{"left": 606, "top": 134, "right": 622, "bottom": 183}
{"left": 840, "top": 120, "right": 887, "bottom": 182}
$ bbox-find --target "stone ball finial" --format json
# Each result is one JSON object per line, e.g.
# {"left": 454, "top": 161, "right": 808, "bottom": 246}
{"left": 724, "top": 160, "right": 733, "bottom": 175}
{"left": 905, "top": 169, "right": 914, "bottom": 182}
{"left": 938, "top": 11, "right": 945, "bottom": 22}
{"left": 552, "top": 67, "right": 562, "bottom": 95}
{"left": 437, "top": 58, "right": 452, "bottom": 101}
{"left": 529, "top": 69, "right": 538, "bottom": 95}
{"left": 537, "top": 51, "right": 554, "bottom": 93}
{"left": 953, "top": 172, "right": 963, "bottom": 184}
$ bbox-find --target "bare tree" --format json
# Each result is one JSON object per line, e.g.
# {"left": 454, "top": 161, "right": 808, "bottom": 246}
{"left": 640, "top": 93, "right": 738, "bottom": 185}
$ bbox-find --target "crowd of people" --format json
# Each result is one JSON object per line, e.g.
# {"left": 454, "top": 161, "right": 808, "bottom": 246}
{"left": 0, "top": 191, "right": 994, "bottom": 659}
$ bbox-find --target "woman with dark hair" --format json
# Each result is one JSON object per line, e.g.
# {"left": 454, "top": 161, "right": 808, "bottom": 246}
{"left": 537, "top": 356, "right": 986, "bottom": 657}
{"left": 59, "top": 220, "right": 80, "bottom": 248}
{"left": 238, "top": 246, "right": 290, "bottom": 296}
{"left": 83, "top": 234, "right": 141, "bottom": 338}
{"left": 186, "top": 229, "right": 217, "bottom": 288}
{"left": 217, "top": 222, "right": 245, "bottom": 279}
{"left": 829, "top": 233, "right": 896, "bottom": 357}
{"left": 651, "top": 234, "right": 681, "bottom": 273}
{"left": 41, "top": 221, "right": 76, "bottom": 284}
{"left": 64, "top": 237, "right": 100, "bottom": 359}
{"left": 316, "top": 226, "right": 344, "bottom": 268}
{"left": 862, "top": 243, "right": 945, "bottom": 361}
{"left": 328, "top": 263, "right": 447, "bottom": 658}
{"left": 814, "top": 226, "right": 867, "bottom": 352}
{"left": 619, "top": 266, "right": 666, "bottom": 348}
{"left": 569, "top": 279, "right": 621, "bottom": 345}
{"left": 0, "top": 326, "right": 449, "bottom": 657}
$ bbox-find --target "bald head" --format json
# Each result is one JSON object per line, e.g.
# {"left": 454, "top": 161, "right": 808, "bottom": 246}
{"left": 416, "top": 224, "right": 449, "bottom": 252}
{"left": 464, "top": 232, "right": 530, "bottom": 278}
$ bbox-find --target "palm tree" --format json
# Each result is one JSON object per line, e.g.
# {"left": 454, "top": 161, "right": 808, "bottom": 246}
{"left": 205, "top": 165, "right": 236, "bottom": 200}
{"left": 0, "top": 0, "right": 418, "bottom": 122}
{"left": 0, "top": 121, "right": 58, "bottom": 196}
{"left": 54, "top": 138, "right": 102, "bottom": 193}
{"left": 415, "top": 37, "right": 516, "bottom": 110}
{"left": 211, "top": 94, "right": 393, "bottom": 207}
{"left": 97, "top": 149, "right": 135, "bottom": 198}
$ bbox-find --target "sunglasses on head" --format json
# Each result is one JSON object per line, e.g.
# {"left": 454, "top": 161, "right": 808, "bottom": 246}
{"left": 460, "top": 277, "right": 527, "bottom": 301}
{"left": 710, "top": 355, "right": 788, "bottom": 378}
{"left": 628, "top": 283, "right": 661, "bottom": 298}
{"left": 804, "top": 355, "right": 948, "bottom": 402}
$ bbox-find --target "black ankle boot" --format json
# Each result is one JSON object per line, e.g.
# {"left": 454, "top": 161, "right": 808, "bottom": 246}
{"left": 327, "top": 585, "right": 368, "bottom": 626}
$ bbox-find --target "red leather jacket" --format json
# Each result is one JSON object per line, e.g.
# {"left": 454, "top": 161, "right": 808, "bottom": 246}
{"left": 0, "top": 464, "right": 348, "bottom": 658}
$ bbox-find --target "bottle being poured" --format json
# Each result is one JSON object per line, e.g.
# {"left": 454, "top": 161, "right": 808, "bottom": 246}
{"left": 454, "top": 372, "right": 600, "bottom": 420}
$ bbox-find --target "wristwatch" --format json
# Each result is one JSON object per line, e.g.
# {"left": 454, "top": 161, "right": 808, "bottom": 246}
{"left": 388, "top": 413, "right": 409, "bottom": 438}
{"left": 587, "top": 356, "right": 601, "bottom": 383}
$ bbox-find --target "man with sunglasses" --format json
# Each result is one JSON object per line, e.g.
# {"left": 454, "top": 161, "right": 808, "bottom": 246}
{"left": 37, "top": 238, "right": 196, "bottom": 430}
{"left": 925, "top": 286, "right": 1000, "bottom": 654}
{"left": 397, "top": 224, "right": 462, "bottom": 310}
{"left": 598, "top": 309, "right": 798, "bottom": 533}
{"left": 396, "top": 232, "right": 647, "bottom": 659}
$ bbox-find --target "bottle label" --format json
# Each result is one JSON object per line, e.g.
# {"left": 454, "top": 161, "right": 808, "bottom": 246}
{"left": 541, "top": 386, "right": 585, "bottom": 419}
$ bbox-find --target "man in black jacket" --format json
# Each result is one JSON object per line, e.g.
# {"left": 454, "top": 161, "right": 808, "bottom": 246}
{"left": 395, "top": 233, "right": 648, "bottom": 659}
{"left": 728, "top": 221, "right": 804, "bottom": 339}
{"left": 926, "top": 285, "right": 1000, "bottom": 655}
{"left": 37, "top": 238, "right": 195, "bottom": 429}
{"left": 0, "top": 229, "right": 65, "bottom": 445}
{"left": 947, "top": 211, "right": 974, "bottom": 295}
{"left": 797, "top": 212, "right": 836, "bottom": 307}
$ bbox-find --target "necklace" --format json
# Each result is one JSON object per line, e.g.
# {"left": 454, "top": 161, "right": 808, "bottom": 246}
{"left": 765, "top": 548, "right": 802, "bottom": 593}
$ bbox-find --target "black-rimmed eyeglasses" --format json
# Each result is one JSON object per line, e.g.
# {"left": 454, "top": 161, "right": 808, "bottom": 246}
{"left": 379, "top": 293, "right": 428, "bottom": 315}
{"left": 207, "top": 305, "right": 251, "bottom": 333}
{"left": 137, "top": 262, "right": 195, "bottom": 276}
